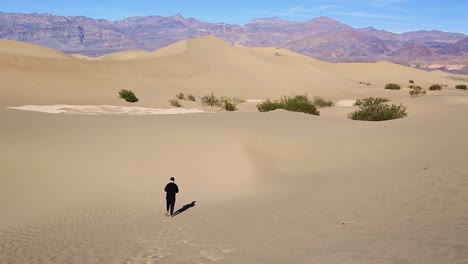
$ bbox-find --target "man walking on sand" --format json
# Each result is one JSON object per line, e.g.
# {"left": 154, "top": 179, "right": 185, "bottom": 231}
{"left": 165, "top": 177, "right": 179, "bottom": 217}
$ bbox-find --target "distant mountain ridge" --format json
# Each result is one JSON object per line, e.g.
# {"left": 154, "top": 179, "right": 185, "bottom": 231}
{"left": 1, "top": 12, "right": 467, "bottom": 73}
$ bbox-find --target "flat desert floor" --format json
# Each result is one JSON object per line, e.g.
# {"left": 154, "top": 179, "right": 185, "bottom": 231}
{"left": 1, "top": 36, "right": 468, "bottom": 264}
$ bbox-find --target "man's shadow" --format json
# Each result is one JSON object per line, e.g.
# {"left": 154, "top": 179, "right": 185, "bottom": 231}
{"left": 173, "top": 201, "right": 196, "bottom": 217}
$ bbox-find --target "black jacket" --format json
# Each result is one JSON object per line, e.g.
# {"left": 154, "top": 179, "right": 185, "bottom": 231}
{"left": 165, "top": 182, "right": 179, "bottom": 199}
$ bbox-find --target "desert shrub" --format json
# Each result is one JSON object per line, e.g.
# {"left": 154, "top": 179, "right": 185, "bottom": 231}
{"left": 232, "top": 97, "right": 246, "bottom": 103}
{"left": 188, "top": 94, "right": 196, "bottom": 101}
{"left": 220, "top": 96, "right": 245, "bottom": 104}
{"left": 282, "top": 95, "right": 319, "bottom": 115}
{"left": 199, "top": 93, "right": 238, "bottom": 111}
{"left": 257, "top": 100, "right": 283, "bottom": 112}
{"left": 354, "top": 97, "right": 390, "bottom": 107}
{"left": 119, "top": 89, "right": 138, "bottom": 103}
{"left": 428, "top": 84, "right": 442, "bottom": 91}
{"left": 409, "top": 85, "right": 426, "bottom": 97}
{"left": 257, "top": 95, "right": 320, "bottom": 115}
{"left": 455, "top": 84, "right": 467, "bottom": 90}
{"left": 385, "top": 83, "right": 401, "bottom": 90}
{"left": 312, "top": 96, "right": 333, "bottom": 107}
{"left": 200, "top": 93, "right": 221, "bottom": 107}
{"left": 409, "top": 80, "right": 414, "bottom": 84}
{"left": 176, "top": 93, "right": 185, "bottom": 100}
{"left": 169, "top": 99, "right": 182, "bottom": 107}
{"left": 349, "top": 97, "right": 407, "bottom": 121}
{"left": 221, "top": 100, "right": 237, "bottom": 111}
{"left": 359, "top": 81, "right": 371, "bottom": 86}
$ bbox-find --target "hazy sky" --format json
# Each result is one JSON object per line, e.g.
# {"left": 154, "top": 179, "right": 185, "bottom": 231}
{"left": 2, "top": 0, "right": 467, "bottom": 34}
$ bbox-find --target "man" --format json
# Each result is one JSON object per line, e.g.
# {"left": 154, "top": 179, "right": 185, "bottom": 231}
{"left": 164, "top": 177, "right": 179, "bottom": 217}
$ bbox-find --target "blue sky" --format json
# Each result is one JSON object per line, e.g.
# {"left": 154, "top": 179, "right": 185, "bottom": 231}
{"left": 1, "top": 0, "right": 467, "bottom": 34}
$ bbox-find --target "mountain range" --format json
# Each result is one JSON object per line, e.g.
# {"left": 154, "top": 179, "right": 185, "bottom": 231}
{"left": 1, "top": 12, "right": 467, "bottom": 73}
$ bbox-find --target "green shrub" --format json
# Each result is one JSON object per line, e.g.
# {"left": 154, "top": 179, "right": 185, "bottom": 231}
{"left": 188, "top": 94, "right": 196, "bottom": 101}
{"left": 428, "top": 84, "right": 442, "bottom": 91}
{"left": 200, "top": 93, "right": 221, "bottom": 107}
{"left": 455, "top": 84, "right": 467, "bottom": 90}
{"left": 169, "top": 99, "right": 182, "bottom": 107}
{"left": 409, "top": 85, "right": 426, "bottom": 97}
{"left": 409, "top": 80, "right": 414, "bottom": 84}
{"left": 176, "top": 93, "right": 185, "bottom": 100}
{"left": 257, "top": 100, "right": 283, "bottom": 112}
{"left": 282, "top": 95, "right": 319, "bottom": 115}
{"left": 119, "top": 89, "right": 138, "bottom": 103}
{"left": 354, "top": 97, "right": 390, "bottom": 107}
{"left": 385, "top": 83, "right": 401, "bottom": 90}
{"left": 312, "top": 96, "right": 333, "bottom": 107}
{"left": 349, "top": 97, "right": 407, "bottom": 121}
{"left": 256, "top": 95, "right": 320, "bottom": 115}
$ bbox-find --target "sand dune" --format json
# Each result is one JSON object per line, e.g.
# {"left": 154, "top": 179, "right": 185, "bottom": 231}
{"left": 1, "top": 37, "right": 468, "bottom": 264}
{"left": 0, "top": 39, "right": 71, "bottom": 59}
{"left": 0, "top": 36, "right": 464, "bottom": 107}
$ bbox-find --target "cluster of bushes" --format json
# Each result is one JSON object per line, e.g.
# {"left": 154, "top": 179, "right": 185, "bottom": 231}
{"left": 456, "top": 84, "right": 467, "bottom": 90}
{"left": 116, "top": 90, "right": 414, "bottom": 122}
{"left": 175, "top": 92, "right": 196, "bottom": 101}
{"left": 348, "top": 97, "right": 407, "bottom": 121}
{"left": 168, "top": 92, "right": 243, "bottom": 111}
{"left": 169, "top": 92, "right": 197, "bottom": 108}
{"left": 256, "top": 95, "right": 320, "bottom": 115}
{"left": 407, "top": 81, "right": 426, "bottom": 97}
{"left": 200, "top": 93, "right": 239, "bottom": 111}
{"left": 119, "top": 89, "right": 139, "bottom": 103}
{"left": 382, "top": 80, "right": 464, "bottom": 95}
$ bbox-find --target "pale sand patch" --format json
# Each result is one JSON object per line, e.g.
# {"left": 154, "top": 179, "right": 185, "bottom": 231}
{"left": 245, "top": 99, "right": 265, "bottom": 103}
{"left": 335, "top": 99, "right": 356, "bottom": 107}
{"left": 7, "top": 105, "right": 205, "bottom": 115}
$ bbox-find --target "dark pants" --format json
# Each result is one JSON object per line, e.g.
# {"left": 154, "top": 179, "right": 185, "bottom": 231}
{"left": 166, "top": 198, "right": 176, "bottom": 215}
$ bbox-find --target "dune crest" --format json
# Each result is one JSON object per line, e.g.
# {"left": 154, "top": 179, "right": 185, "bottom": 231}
{"left": 0, "top": 39, "right": 71, "bottom": 59}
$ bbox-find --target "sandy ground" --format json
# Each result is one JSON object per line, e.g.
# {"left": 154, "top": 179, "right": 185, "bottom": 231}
{"left": 1, "top": 37, "right": 468, "bottom": 264}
